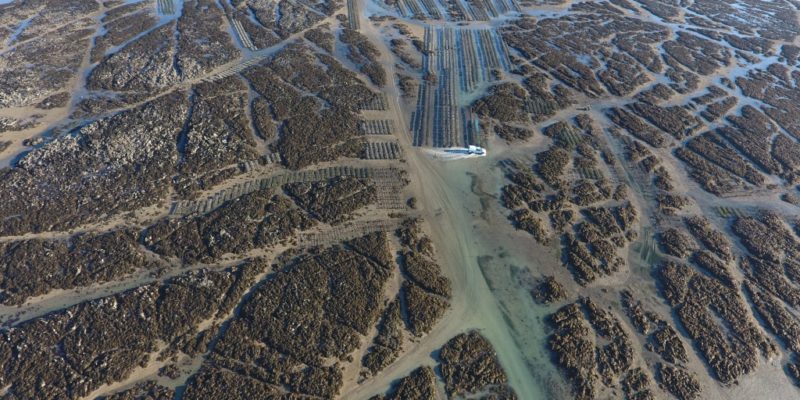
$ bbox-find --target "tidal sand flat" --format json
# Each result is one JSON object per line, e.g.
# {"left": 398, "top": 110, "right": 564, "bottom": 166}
{"left": 1, "top": 0, "right": 800, "bottom": 399}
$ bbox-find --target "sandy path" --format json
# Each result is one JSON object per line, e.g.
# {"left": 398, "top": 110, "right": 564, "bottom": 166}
{"left": 341, "top": 7, "right": 550, "bottom": 398}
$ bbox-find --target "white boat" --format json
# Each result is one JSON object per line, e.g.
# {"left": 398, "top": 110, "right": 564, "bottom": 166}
{"left": 441, "top": 145, "right": 487, "bottom": 156}
{"left": 426, "top": 145, "right": 488, "bottom": 160}
{"left": 467, "top": 145, "right": 486, "bottom": 156}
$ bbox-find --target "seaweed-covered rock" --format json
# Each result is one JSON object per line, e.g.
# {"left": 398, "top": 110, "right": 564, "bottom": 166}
{"left": 402, "top": 282, "right": 448, "bottom": 336}
{"left": 531, "top": 276, "right": 567, "bottom": 305}
{"left": 362, "top": 299, "right": 405, "bottom": 375}
{"left": 536, "top": 146, "right": 570, "bottom": 187}
{"left": 400, "top": 251, "right": 451, "bottom": 297}
{"left": 0, "top": 92, "right": 189, "bottom": 235}
{"left": 685, "top": 216, "right": 733, "bottom": 262}
{"left": 660, "top": 262, "right": 774, "bottom": 383}
{"left": 509, "top": 208, "right": 549, "bottom": 244}
{"left": 144, "top": 189, "right": 314, "bottom": 263}
{"left": 0, "top": 262, "right": 261, "bottom": 399}
{"left": 439, "top": 331, "right": 517, "bottom": 399}
{"left": 97, "top": 381, "right": 176, "bottom": 400}
{"left": 369, "top": 366, "right": 437, "bottom": 400}
{"left": 621, "top": 368, "right": 655, "bottom": 400}
{"left": 472, "top": 83, "right": 530, "bottom": 124}
{"left": 495, "top": 123, "right": 534, "bottom": 142}
{"left": 0, "top": 230, "right": 155, "bottom": 305}
{"left": 183, "top": 234, "right": 394, "bottom": 398}
{"left": 548, "top": 303, "right": 597, "bottom": 400}
{"left": 284, "top": 177, "right": 377, "bottom": 224}
{"left": 659, "top": 228, "right": 697, "bottom": 258}
{"left": 658, "top": 364, "right": 700, "bottom": 400}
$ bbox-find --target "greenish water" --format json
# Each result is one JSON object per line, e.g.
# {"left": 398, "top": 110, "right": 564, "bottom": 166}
{"left": 425, "top": 156, "right": 570, "bottom": 399}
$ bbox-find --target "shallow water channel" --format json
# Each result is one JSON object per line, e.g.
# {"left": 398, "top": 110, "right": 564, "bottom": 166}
{"left": 412, "top": 150, "right": 570, "bottom": 399}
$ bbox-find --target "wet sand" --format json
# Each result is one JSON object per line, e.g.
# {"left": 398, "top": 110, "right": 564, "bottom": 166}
{"left": 344, "top": 4, "right": 565, "bottom": 396}
{"left": 4, "top": 0, "right": 800, "bottom": 398}
{"left": 424, "top": 155, "right": 570, "bottom": 399}
{"left": 340, "top": 22, "right": 566, "bottom": 389}
{"left": 344, "top": 136, "right": 564, "bottom": 399}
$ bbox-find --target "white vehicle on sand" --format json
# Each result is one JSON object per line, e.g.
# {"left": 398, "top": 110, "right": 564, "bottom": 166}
{"left": 426, "top": 145, "right": 487, "bottom": 160}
